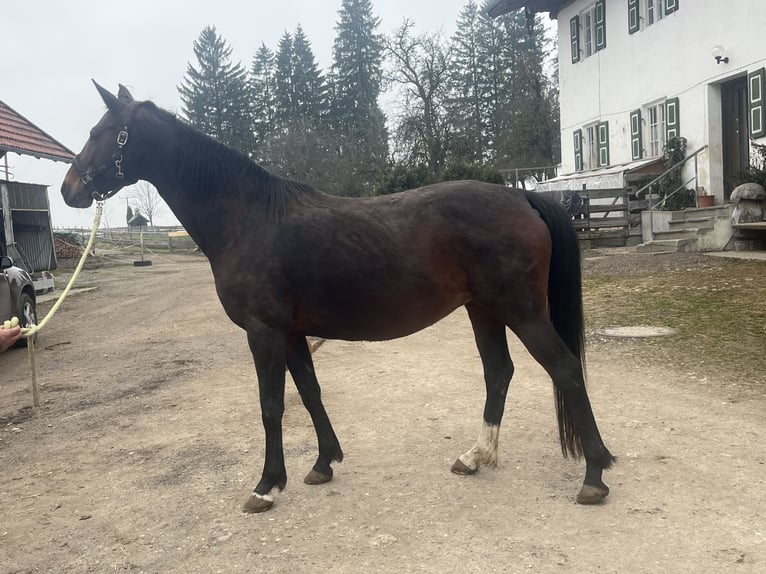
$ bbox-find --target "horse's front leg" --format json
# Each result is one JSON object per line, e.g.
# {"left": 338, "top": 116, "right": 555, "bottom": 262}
{"left": 242, "top": 326, "right": 288, "bottom": 514}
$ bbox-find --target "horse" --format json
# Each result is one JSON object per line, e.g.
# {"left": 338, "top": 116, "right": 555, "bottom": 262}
{"left": 61, "top": 82, "right": 615, "bottom": 513}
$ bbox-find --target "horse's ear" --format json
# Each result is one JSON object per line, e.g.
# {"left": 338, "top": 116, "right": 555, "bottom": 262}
{"left": 117, "top": 84, "right": 134, "bottom": 103}
{"left": 92, "top": 80, "right": 124, "bottom": 112}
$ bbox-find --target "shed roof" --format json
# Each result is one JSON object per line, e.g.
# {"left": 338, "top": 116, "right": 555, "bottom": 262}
{"left": 486, "top": 0, "right": 575, "bottom": 18}
{"left": 0, "top": 99, "right": 74, "bottom": 163}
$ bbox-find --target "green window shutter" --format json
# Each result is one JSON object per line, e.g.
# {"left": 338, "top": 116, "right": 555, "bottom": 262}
{"left": 665, "top": 97, "right": 680, "bottom": 141}
{"left": 749, "top": 68, "right": 766, "bottom": 138}
{"left": 570, "top": 15, "right": 580, "bottom": 64}
{"left": 574, "top": 129, "right": 583, "bottom": 171}
{"left": 595, "top": 0, "right": 606, "bottom": 51}
{"left": 597, "top": 121, "right": 610, "bottom": 167}
{"left": 630, "top": 109, "right": 643, "bottom": 160}
{"left": 665, "top": 0, "right": 679, "bottom": 14}
{"left": 628, "top": 0, "right": 640, "bottom": 34}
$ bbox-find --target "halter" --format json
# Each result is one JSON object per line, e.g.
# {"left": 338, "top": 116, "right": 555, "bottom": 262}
{"left": 72, "top": 102, "right": 140, "bottom": 202}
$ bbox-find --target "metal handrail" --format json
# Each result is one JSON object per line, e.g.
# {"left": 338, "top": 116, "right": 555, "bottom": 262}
{"left": 651, "top": 175, "right": 697, "bottom": 211}
{"left": 636, "top": 144, "right": 708, "bottom": 202}
{"left": 642, "top": 145, "right": 709, "bottom": 241}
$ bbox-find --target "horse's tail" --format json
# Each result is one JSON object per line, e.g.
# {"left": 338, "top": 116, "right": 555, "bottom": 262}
{"left": 523, "top": 190, "right": 585, "bottom": 460}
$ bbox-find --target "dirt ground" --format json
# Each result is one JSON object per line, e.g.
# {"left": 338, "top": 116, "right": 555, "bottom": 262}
{"left": 1, "top": 249, "right": 764, "bottom": 573}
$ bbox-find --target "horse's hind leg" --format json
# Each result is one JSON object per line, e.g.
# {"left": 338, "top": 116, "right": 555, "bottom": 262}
{"left": 512, "top": 316, "right": 615, "bottom": 504}
{"left": 286, "top": 334, "right": 343, "bottom": 486}
{"left": 452, "top": 303, "right": 514, "bottom": 475}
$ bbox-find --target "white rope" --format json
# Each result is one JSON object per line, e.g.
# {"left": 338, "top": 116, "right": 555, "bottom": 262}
{"left": 20, "top": 202, "right": 103, "bottom": 407}
{"left": 22, "top": 202, "right": 103, "bottom": 338}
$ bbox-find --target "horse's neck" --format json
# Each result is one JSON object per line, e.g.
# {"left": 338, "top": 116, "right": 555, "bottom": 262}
{"left": 143, "top": 120, "right": 272, "bottom": 257}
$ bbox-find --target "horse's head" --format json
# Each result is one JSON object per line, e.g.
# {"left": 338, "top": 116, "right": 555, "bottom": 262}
{"left": 62, "top": 81, "right": 142, "bottom": 208}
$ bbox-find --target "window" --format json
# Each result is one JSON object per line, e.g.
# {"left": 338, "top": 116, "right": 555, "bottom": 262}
{"left": 574, "top": 121, "right": 609, "bottom": 170}
{"left": 647, "top": 0, "right": 665, "bottom": 26}
{"left": 647, "top": 101, "right": 666, "bottom": 157}
{"left": 629, "top": 0, "right": 679, "bottom": 34}
{"left": 585, "top": 123, "right": 599, "bottom": 169}
{"left": 572, "top": 1, "right": 605, "bottom": 61}
{"left": 632, "top": 99, "right": 681, "bottom": 160}
{"left": 574, "top": 129, "right": 583, "bottom": 171}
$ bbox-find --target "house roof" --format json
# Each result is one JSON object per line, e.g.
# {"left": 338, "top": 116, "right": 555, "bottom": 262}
{"left": 0, "top": 99, "right": 74, "bottom": 163}
{"left": 486, "top": 0, "right": 575, "bottom": 18}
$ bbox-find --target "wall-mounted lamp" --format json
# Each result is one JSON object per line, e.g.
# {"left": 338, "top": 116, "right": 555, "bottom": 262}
{"left": 712, "top": 45, "right": 729, "bottom": 64}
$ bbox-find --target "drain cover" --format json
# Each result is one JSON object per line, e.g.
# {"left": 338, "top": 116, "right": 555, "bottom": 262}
{"left": 595, "top": 326, "right": 676, "bottom": 338}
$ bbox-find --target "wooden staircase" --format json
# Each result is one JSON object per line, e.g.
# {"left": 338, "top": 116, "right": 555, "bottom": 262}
{"left": 637, "top": 205, "right": 730, "bottom": 252}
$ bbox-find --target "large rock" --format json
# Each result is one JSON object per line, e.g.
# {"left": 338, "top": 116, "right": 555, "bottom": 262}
{"left": 730, "top": 182, "right": 766, "bottom": 224}
{"left": 730, "top": 182, "right": 766, "bottom": 202}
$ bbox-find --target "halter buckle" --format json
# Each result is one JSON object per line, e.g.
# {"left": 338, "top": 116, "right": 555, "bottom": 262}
{"left": 115, "top": 154, "right": 124, "bottom": 179}
{"left": 117, "top": 130, "right": 129, "bottom": 147}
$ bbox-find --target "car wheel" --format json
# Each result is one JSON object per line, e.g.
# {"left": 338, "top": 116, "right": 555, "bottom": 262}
{"left": 14, "top": 292, "right": 38, "bottom": 347}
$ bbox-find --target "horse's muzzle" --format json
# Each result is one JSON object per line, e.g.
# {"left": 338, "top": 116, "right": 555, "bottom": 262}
{"left": 61, "top": 168, "right": 95, "bottom": 208}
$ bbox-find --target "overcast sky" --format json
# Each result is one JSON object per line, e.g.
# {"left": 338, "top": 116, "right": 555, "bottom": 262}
{"left": 3, "top": 0, "right": 480, "bottom": 228}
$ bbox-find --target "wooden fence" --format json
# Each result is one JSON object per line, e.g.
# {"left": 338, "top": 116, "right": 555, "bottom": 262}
{"left": 572, "top": 187, "right": 631, "bottom": 246}
{"left": 98, "top": 229, "right": 197, "bottom": 251}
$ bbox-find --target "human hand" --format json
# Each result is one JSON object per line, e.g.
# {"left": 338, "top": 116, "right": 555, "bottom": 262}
{"left": 1, "top": 317, "right": 22, "bottom": 352}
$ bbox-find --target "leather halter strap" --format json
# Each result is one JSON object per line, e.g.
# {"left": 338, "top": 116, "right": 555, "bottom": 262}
{"left": 72, "top": 102, "right": 141, "bottom": 201}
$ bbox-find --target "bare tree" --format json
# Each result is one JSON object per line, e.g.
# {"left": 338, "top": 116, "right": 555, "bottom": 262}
{"left": 127, "top": 181, "right": 165, "bottom": 227}
{"left": 385, "top": 20, "right": 452, "bottom": 174}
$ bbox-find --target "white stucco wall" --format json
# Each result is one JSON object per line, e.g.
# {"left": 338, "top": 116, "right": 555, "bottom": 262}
{"left": 555, "top": 0, "right": 766, "bottom": 200}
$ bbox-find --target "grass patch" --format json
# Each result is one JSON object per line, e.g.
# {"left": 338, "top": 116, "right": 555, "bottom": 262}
{"left": 583, "top": 259, "right": 766, "bottom": 387}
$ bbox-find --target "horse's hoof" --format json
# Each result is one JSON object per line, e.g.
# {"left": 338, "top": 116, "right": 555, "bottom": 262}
{"left": 242, "top": 492, "right": 274, "bottom": 513}
{"left": 450, "top": 458, "right": 477, "bottom": 475}
{"left": 576, "top": 483, "right": 609, "bottom": 505}
{"left": 304, "top": 468, "right": 333, "bottom": 485}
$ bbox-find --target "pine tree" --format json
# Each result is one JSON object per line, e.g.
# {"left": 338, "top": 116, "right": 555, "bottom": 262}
{"left": 292, "top": 25, "right": 327, "bottom": 119}
{"left": 250, "top": 43, "right": 277, "bottom": 162}
{"left": 493, "top": 8, "right": 558, "bottom": 175}
{"left": 274, "top": 31, "right": 295, "bottom": 129}
{"left": 329, "top": 0, "right": 388, "bottom": 196}
{"left": 178, "top": 26, "right": 252, "bottom": 153}
{"left": 268, "top": 27, "right": 334, "bottom": 190}
{"left": 449, "top": 0, "right": 486, "bottom": 162}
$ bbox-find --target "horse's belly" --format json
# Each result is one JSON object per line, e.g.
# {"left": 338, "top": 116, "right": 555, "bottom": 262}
{"left": 298, "top": 290, "right": 470, "bottom": 342}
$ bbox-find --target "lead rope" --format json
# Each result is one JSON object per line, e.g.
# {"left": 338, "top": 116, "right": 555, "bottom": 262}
{"left": 21, "top": 202, "right": 104, "bottom": 407}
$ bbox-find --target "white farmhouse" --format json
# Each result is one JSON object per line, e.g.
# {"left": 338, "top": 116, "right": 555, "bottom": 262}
{"left": 488, "top": 0, "right": 766, "bottom": 222}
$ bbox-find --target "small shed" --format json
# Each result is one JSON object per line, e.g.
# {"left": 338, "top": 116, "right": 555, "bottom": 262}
{"left": 0, "top": 98, "right": 74, "bottom": 281}
{"left": 128, "top": 211, "right": 150, "bottom": 229}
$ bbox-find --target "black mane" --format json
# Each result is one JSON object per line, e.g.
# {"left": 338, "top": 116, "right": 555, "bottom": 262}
{"left": 150, "top": 103, "right": 323, "bottom": 217}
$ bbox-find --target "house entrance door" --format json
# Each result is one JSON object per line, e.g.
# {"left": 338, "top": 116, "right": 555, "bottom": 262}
{"left": 721, "top": 76, "right": 749, "bottom": 200}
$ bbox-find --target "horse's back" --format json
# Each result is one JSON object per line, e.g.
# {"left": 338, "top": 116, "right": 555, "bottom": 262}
{"left": 262, "top": 181, "right": 554, "bottom": 339}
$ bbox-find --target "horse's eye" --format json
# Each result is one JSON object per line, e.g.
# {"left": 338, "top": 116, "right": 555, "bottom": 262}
{"left": 89, "top": 128, "right": 101, "bottom": 139}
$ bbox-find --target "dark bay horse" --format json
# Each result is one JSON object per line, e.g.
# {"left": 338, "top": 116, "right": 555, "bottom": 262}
{"left": 61, "top": 83, "right": 615, "bottom": 513}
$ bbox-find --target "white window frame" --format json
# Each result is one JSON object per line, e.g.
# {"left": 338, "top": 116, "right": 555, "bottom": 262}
{"left": 646, "top": 0, "right": 665, "bottom": 26}
{"left": 645, "top": 100, "right": 667, "bottom": 158}
{"left": 584, "top": 122, "right": 599, "bottom": 169}
{"left": 581, "top": 4, "right": 597, "bottom": 59}
{"left": 631, "top": 0, "right": 677, "bottom": 33}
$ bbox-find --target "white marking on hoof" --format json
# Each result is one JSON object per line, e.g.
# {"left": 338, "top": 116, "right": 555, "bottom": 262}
{"left": 458, "top": 423, "right": 500, "bottom": 471}
{"left": 250, "top": 485, "right": 280, "bottom": 503}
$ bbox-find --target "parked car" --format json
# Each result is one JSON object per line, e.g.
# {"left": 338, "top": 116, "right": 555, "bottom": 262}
{"left": 0, "top": 256, "right": 38, "bottom": 348}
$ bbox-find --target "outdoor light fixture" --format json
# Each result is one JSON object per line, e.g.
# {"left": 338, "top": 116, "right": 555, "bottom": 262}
{"left": 712, "top": 45, "right": 729, "bottom": 64}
